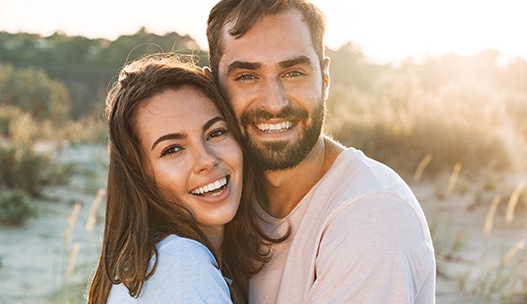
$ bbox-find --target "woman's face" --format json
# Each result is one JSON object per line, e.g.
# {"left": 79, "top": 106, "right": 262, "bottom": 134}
{"left": 137, "top": 87, "right": 243, "bottom": 234}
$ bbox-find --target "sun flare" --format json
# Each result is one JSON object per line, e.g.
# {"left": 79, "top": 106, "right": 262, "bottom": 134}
{"left": 0, "top": 0, "right": 525, "bottom": 64}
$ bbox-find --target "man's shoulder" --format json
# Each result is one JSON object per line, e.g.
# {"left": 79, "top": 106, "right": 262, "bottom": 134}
{"left": 310, "top": 146, "right": 416, "bottom": 210}
{"left": 323, "top": 147, "right": 393, "bottom": 183}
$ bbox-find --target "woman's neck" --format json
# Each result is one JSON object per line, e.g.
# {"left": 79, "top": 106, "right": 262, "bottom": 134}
{"left": 200, "top": 225, "right": 224, "bottom": 262}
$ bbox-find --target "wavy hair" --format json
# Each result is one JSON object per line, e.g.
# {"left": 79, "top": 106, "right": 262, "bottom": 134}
{"left": 87, "top": 53, "right": 285, "bottom": 304}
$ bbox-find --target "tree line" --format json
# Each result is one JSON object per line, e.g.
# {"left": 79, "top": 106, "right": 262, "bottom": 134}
{"left": 0, "top": 28, "right": 207, "bottom": 119}
{"left": 1, "top": 28, "right": 526, "bottom": 122}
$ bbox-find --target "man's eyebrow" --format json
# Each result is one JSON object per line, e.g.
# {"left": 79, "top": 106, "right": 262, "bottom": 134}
{"left": 226, "top": 56, "right": 313, "bottom": 76}
{"left": 279, "top": 56, "right": 313, "bottom": 69}
{"left": 227, "top": 61, "right": 262, "bottom": 75}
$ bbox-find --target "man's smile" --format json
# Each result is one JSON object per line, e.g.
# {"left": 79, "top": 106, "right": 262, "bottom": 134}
{"left": 255, "top": 121, "right": 294, "bottom": 133}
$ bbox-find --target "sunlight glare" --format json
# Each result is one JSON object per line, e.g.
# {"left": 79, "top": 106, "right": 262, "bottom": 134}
{"left": 0, "top": 0, "right": 525, "bottom": 64}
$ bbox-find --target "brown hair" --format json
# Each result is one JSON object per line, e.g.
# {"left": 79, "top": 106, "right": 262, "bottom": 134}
{"left": 87, "top": 53, "right": 283, "bottom": 304}
{"left": 206, "top": 0, "right": 326, "bottom": 80}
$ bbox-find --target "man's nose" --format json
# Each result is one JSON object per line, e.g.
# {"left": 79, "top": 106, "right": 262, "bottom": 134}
{"left": 259, "top": 78, "right": 288, "bottom": 113}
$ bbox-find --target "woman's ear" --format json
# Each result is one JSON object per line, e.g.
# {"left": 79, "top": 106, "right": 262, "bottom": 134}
{"left": 202, "top": 66, "right": 214, "bottom": 81}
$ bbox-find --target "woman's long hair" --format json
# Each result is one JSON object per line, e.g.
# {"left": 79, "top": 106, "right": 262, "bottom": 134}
{"left": 87, "top": 53, "right": 285, "bottom": 304}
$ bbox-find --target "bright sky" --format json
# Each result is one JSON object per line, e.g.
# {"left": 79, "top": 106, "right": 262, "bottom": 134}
{"left": 0, "top": 0, "right": 525, "bottom": 64}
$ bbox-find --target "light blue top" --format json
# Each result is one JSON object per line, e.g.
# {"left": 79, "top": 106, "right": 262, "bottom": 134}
{"left": 107, "top": 234, "right": 233, "bottom": 303}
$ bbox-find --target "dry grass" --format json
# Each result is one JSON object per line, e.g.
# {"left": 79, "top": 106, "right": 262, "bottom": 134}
{"left": 426, "top": 175, "right": 527, "bottom": 302}
{"left": 506, "top": 182, "right": 527, "bottom": 225}
{"left": 484, "top": 195, "right": 501, "bottom": 237}
{"left": 325, "top": 70, "right": 527, "bottom": 178}
{"left": 0, "top": 104, "right": 106, "bottom": 144}
{"left": 57, "top": 189, "right": 106, "bottom": 304}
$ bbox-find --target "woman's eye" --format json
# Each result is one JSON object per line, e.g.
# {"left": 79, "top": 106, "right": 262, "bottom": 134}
{"left": 208, "top": 128, "right": 228, "bottom": 140}
{"left": 160, "top": 145, "right": 182, "bottom": 157}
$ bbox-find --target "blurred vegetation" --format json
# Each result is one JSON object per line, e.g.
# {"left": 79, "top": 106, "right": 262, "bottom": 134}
{"left": 325, "top": 44, "right": 527, "bottom": 177}
{"left": 1, "top": 29, "right": 526, "bottom": 172}
{"left": 0, "top": 189, "right": 37, "bottom": 226}
{"left": 0, "top": 28, "right": 207, "bottom": 119}
{"left": 0, "top": 28, "right": 526, "bottom": 197}
{"left": 0, "top": 141, "right": 78, "bottom": 225}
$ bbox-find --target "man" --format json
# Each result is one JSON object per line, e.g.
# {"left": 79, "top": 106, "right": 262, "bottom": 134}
{"left": 205, "top": 0, "right": 436, "bottom": 303}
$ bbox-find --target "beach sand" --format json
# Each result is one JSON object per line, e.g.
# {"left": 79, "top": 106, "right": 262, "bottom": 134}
{"left": 1, "top": 143, "right": 525, "bottom": 303}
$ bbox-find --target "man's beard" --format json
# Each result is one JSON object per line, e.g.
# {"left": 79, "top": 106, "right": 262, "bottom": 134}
{"left": 240, "top": 102, "right": 325, "bottom": 171}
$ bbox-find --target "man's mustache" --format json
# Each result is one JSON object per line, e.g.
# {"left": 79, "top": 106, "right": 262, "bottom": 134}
{"left": 240, "top": 106, "right": 309, "bottom": 126}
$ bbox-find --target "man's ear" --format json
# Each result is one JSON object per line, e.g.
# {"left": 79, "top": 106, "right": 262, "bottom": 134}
{"left": 203, "top": 66, "right": 214, "bottom": 81}
{"left": 322, "top": 57, "right": 331, "bottom": 100}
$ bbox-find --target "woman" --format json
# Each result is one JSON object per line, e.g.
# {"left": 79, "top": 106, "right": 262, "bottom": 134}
{"left": 87, "top": 54, "right": 283, "bottom": 303}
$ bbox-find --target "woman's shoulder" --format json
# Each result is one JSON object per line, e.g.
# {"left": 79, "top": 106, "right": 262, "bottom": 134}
{"left": 156, "top": 234, "right": 218, "bottom": 266}
{"left": 108, "top": 234, "right": 231, "bottom": 302}
{"left": 146, "top": 234, "right": 230, "bottom": 298}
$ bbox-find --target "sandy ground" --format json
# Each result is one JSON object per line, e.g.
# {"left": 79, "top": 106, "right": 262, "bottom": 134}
{"left": 0, "top": 143, "right": 108, "bottom": 304}
{"left": 412, "top": 171, "right": 527, "bottom": 303}
{"left": 0, "top": 143, "right": 526, "bottom": 303}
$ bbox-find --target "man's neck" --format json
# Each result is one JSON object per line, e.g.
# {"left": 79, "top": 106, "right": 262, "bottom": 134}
{"left": 260, "top": 135, "right": 344, "bottom": 218}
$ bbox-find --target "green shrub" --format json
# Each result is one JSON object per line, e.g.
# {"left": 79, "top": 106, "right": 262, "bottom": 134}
{"left": 0, "top": 190, "right": 37, "bottom": 226}
{"left": 0, "top": 144, "right": 49, "bottom": 197}
{"left": 0, "top": 144, "right": 75, "bottom": 197}
{"left": 2, "top": 66, "right": 71, "bottom": 122}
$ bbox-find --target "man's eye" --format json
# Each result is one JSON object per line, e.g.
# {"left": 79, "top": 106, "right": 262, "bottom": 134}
{"left": 234, "top": 73, "right": 255, "bottom": 81}
{"left": 285, "top": 70, "right": 305, "bottom": 77}
{"left": 160, "top": 145, "right": 182, "bottom": 157}
{"left": 208, "top": 128, "right": 229, "bottom": 140}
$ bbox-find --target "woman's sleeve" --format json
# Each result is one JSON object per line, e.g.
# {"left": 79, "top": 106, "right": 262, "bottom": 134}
{"left": 138, "top": 236, "right": 233, "bottom": 303}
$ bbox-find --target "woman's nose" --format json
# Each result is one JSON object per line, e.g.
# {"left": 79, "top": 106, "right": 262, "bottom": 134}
{"left": 192, "top": 141, "right": 219, "bottom": 174}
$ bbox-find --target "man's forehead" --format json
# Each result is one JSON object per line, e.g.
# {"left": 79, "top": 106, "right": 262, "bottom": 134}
{"left": 219, "top": 12, "right": 315, "bottom": 63}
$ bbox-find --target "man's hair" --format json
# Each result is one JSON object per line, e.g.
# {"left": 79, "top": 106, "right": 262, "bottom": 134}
{"left": 206, "top": 0, "right": 326, "bottom": 80}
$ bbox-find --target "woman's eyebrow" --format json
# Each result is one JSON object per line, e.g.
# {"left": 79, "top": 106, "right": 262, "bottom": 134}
{"left": 203, "top": 116, "right": 225, "bottom": 132}
{"left": 151, "top": 133, "right": 185, "bottom": 151}
{"left": 150, "top": 116, "right": 225, "bottom": 151}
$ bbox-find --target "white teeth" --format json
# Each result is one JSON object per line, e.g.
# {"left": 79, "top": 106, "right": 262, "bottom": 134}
{"left": 190, "top": 177, "right": 227, "bottom": 195}
{"left": 256, "top": 121, "right": 293, "bottom": 132}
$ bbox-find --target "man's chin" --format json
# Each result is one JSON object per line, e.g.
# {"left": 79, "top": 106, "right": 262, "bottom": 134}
{"left": 245, "top": 140, "right": 309, "bottom": 171}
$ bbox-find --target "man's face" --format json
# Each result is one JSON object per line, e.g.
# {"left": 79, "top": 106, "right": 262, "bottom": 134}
{"left": 217, "top": 9, "right": 330, "bottom": 171}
